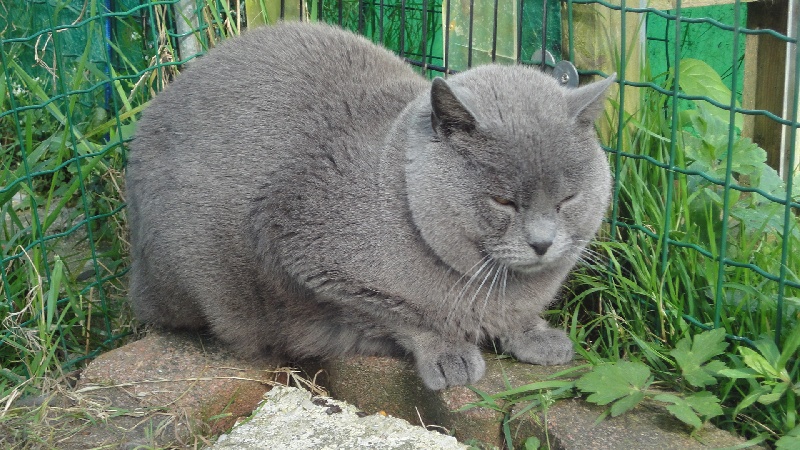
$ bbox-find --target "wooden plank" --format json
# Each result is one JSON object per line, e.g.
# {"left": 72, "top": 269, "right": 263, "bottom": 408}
{"left": 565, "top": 0, "right": 644, "bottom": 146}
{"left": 647, "top": 0, "right": 756, "bottom": 11}
{"left": 742, "top": 0, "right": 789, "bottom": 172}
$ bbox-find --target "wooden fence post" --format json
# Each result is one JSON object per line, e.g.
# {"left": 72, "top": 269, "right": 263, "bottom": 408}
{"left": 742, "top": 0, "right": 789, "bottom": 173}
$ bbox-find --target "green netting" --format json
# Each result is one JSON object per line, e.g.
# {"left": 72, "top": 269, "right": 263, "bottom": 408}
{"left": 647, "top": 3, "right": 747, "bottom": 104}
{"left": 1, "top": 0, "right": 797, "bottom": 398}
{"left": 565, "top": 0, "right": 798, "bottom": 351}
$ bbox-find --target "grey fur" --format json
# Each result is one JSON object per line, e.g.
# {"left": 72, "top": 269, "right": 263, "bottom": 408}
{"left": 126, "top": 22, "right": 614, "bottom": 390}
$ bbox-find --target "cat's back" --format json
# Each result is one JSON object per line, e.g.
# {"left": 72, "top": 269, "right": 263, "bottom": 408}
{"left": 125, "top": 22, "right": 428, "bottom": 331}
{"left": 131, "top": 22, "right": 425, "bottom": 170}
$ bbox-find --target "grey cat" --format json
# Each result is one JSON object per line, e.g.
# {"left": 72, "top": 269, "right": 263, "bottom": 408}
{"left": 126, "top": 22, "right": 614, "bottom": 390}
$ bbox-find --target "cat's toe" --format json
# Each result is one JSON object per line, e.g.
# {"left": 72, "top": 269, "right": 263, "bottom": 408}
{"left": 415, "top": 344, "right": 486, "bottom": 390}
{"left": 505, "top": 328, "right": 575, "bottom": 366}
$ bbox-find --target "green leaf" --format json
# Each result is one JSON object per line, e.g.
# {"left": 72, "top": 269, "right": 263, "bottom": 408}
{"left": 739, "top": 347, "right": 781, "bottom": 379}
{"left": 733, "top": 386, "right": 770, "bottom": 415}
{"left": 753, "top": 338, "right": 782, "bottom": 368}
{"left": 524, "top": 436, "right": 541, "bottom": 450}
{"left": 729, "top": 138, "right": 767, "bottom": 176}
{"left": 717, "top": 367, "right": 758, "bottom": 379}
{"left": 670, "top": 328, "right": 728, "bottom": 387}
{"left": 610, "top": 391, "right": 646, "bottom": 417}
{"left": 576, "top": 361, "right": 651, "bottom": 417}
{"left": 678, "top": 58, "right": 743, "bottom": 129}
{"left": 758, "top": 382, "right": 789, "bottom": 405}
{"left": 488, "top": 380, "right": 576, "bottom": 399}
{"left": 754, "top": 165, "right": 787, "bottom": 200}
{"left": 655, "top": 393, "right": 703, "bottom": 430}
{"left": 776, "top": 425, "right": 800, "bottom": 450}
{"left": 778, "top": 323, "right": 800, "bottom": 370}
{"left": 684, "top": 391, "right": 723, "bottom": 420}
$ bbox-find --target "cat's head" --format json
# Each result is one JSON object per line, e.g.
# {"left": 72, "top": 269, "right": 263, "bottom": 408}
{"left": 405, "top": 66, "right": 615, "bottom": 277}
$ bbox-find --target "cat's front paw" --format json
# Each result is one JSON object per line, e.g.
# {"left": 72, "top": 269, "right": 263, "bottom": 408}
{"left": 504, "top": 328, "right": 574, "bottom": 366}
{"left": 414, "top": 342, "right": 486, "bottom": 390}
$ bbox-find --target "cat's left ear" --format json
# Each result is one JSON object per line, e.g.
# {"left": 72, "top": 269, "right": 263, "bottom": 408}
{"left": 430, "top": 77, "right": 478, "bottom": 136}
{"left": 565, "top": 73, "right": 616, "bottom": 127}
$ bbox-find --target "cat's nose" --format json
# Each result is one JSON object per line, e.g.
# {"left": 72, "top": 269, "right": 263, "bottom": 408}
{"left": 529, "top": 240, "right": 552, "bottom": 256}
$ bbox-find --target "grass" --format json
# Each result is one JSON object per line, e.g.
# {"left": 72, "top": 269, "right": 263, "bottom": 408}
{"left": 0, "top": 0, "right": 245, "bottom": 446}
{"left": 2, "top": 0, "right": 798, "bottom": 448}
{"left": 552, "top": 56, "right": 800, "bottom": 446}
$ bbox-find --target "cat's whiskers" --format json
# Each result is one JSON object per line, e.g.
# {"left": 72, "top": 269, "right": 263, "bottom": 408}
{"left": 574, "top": 242, "right": 638, "bottom": 280}
{"left": 462, "top": 259, "right": 497, "bottom": 317}
{"left": 444, "top": 255, "right": 492, "bottom": 325}
{"left": 444, "top": 255, "right": 491, "bottom": 303}
{"left": 474, "top": 263, "right": 503, "bottom": 344}
{"left": 570, "top": 240, "right": 607, "bottom": 268}
{"left": 501, "top": 264, "right": 509, "bottom": 301}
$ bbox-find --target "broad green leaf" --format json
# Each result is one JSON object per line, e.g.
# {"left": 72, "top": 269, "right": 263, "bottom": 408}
{"left": 702, "top": 360, "right": 728, "bottom": 376}
{"left": 739, "top": 347, "right": 781, "bottom": 379}
{"left": 794, "top": 172, "right": 800, "bottom": 201}
{"left": 655, "top": 393, "right": 703, "bottom": 430}
{"left": 678, "top": 58, "right": 743, "bottom": 129}
{"left": 732, "top": 206, "right": 781, "bottom": 237}
{"left": 776, "top": 425, "right": 800, "bottom": 450}
{"left": 670, "top": 328, "right": 728, "bottom": 387}
{"left": 758, "top": 382, "right": 789, "bottom": 405}
{"left": 753, "top": 338, "right": 782, "bottom": 368}
{"left": 778, "top": 323, "right": 800, "bottom": 369}
{"left": 681, "top": 132, "right": 706, "bottom": 163}
{"left": 684, "top": 391, "right": 724, "bottom": 419}
{"left": 730, "top": 138, "right": 768, "bottom": 176}
{"left": 717, "top": 367, "right": 758, "bottom": 379}
{"left": 610, "top": 391, "right": 645, "bottom": 417}
{"left": 733, "top": 386, "right": 770, "bottom": 415}
{"left": 753, "top": 165, "right": 787, "bottom": 200}
{"left": 576, "top": 361, "right": 651, "bottom": 406}
{"left": 524, "top": 436, "right": 541, "bottom": 450}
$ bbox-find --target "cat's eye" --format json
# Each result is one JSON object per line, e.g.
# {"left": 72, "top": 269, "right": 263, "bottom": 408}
{"left": 491, "top": 196, "right": 516, "bottom": 209}
{"left": 556, "top": 194, "right": 577, "bottom": 213}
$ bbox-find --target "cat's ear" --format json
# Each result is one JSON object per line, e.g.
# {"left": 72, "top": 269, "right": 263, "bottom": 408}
{"left": 430, "top": 77, "right": 477, "bottom": 136}
{"left": 565, "top": 73, "right": 616, "bottom": 127}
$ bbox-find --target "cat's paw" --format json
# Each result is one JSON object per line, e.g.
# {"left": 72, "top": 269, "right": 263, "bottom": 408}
{"left": 504, "top": 328, "right": 574, "bottom": 366}
{"left": 414, "top": 342, "right": 486, "bottom": 390}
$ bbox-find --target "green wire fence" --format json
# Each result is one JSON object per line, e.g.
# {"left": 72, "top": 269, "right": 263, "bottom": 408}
{"left": 1, "top": 0, "right": 797, "bottom": 394}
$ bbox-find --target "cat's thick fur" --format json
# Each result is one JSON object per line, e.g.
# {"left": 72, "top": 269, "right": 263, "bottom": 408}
{"left": 127, "top": 22, "right": 614, "bottom": 390}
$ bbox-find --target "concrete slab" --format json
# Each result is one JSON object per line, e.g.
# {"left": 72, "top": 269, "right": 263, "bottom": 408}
{"left": 212, "top": 386, "right": 467, "bottom": 449}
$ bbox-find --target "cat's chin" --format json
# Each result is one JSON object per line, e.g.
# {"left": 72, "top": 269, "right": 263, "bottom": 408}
{"left": 508, "top": 262, "right": 549, "bottom": 275}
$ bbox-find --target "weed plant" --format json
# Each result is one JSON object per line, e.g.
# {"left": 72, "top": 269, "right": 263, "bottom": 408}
{"left": 552, "top": 59, "right": 799, "bottom": 446}
{"left": 0, "top": 0, "right": 245, "bottom": 446}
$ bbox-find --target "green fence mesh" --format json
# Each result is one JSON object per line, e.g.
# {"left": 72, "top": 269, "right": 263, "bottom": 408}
{"left": 1, "top": 0, "right": 797, "bottom": 392}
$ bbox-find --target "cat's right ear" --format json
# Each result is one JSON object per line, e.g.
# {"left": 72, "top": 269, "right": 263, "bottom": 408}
{"left": 430, "top": 78, "right": 477, "bottom": 137}
{"left": 565, "top": 73, "right": 616, "bottom": 128}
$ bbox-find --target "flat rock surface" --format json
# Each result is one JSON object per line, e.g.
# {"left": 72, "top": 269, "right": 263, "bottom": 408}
{"left": 78, "top": 330, "right": 280, "bottom": 423}
{"left": 28, "top": 331, "right": 759, "bottom": 449}
{"left": 59, "top": 331, "right": 283, "bottom": 448}
{"left": 212, "top": 385, "right": 467, "bottom": 449}
{"left": 319, "top": 354, "right": 761, "bottom": 449}
{"left": 533, "top": 397, "right": 754, "bottom": 450}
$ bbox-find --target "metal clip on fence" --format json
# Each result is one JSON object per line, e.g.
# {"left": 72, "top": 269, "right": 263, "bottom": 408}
{"left": 531, "top": 49, "right": 579, "bottom": 89}
{"left": 532, "top": 0, "right": 578, "bottom": 88}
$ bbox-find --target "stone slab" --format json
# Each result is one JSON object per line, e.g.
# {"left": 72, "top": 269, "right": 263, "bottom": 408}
{"left": 212, "top": 385, "right": 467, "bottom": 449}
{"left": 62, "top": 330, "right": 283, "bottom": 448}
{"left": 311, "top": 354, "right": 761, "bottom": 449}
